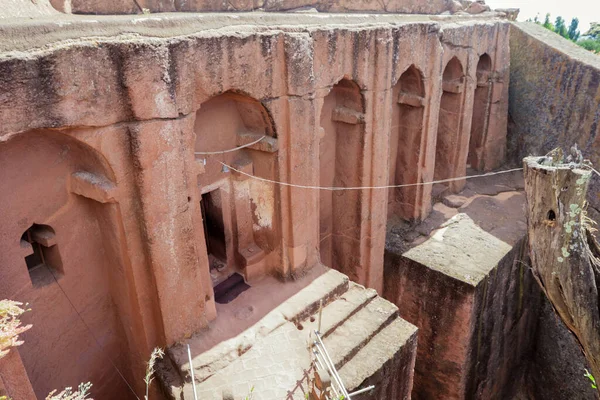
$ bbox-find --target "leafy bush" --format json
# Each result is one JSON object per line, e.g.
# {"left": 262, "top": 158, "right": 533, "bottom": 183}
{"left": 578, "top": 39, "right": 600, "bottom": 54}
{"left": 46, "top": 383, "right": 93, "bottom": 400}
{"left": 0, "top": 300, "right": 31, "bottom": 359}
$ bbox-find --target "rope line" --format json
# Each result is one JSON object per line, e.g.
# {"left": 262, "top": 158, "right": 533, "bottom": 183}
{"left": 194, "top": 135, "right": 266, "bottom": 155}
{"left": 45, "top": 265, "right": 142, "bottom": 400}
{"left": 221, "top": 161, "right": 523, "bottom": 191}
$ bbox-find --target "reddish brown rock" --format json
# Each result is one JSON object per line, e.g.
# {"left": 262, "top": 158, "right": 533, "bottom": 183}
{"left": 465, "top": 1, "right": 490, "bottom": 14}
{"left": 508, "top": 22, "right": 600, "bottom": 212}
{"left": 0, "top": 10, "right": 509, "bottom": 399}
{"left": 0, "top": 351, "right": 36, "bottom": 400}
{"left": 45, "top": 0, "right": 492, "bottom": 15}
{"left": 384, "top": 175, "right": 537, "bottom": 399}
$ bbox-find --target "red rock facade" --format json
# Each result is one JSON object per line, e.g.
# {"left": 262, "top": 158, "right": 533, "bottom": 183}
{"left": 0, "top": 10, "right": 509, "bottom": 400}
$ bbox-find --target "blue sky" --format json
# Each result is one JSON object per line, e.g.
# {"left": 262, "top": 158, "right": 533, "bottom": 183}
{"left": 486, "top": 0, "right": 599, "bottom": 34}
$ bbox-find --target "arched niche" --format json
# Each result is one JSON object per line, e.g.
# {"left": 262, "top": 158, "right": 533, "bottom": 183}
{"left": 434, "top": 57, "right": 466, "bottom": 191}
{"left": 194, "top": 91, "right": 280, "bottom": 289}
{"left": 389, "top": 65, "right": 426, "bottom": 220}
{"left": 318, "top": 78, "right": 365, "bottom": 281}
{"left": 468, "top": 53, "right": 493, "bottom": 170}
{"left": 0, "top": 130, "right": 134, "bottom": 399}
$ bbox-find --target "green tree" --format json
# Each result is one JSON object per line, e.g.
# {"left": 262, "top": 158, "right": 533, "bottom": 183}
{"left": 584, "top": 22, "right": 600, "bottom": 39}
{"left": 536, "top": 13, "right": 598, "bottom": 54}
{"left": 579, "top": 21, "right": 600, "bottom": 54}
{"left": 568, "top": 18, "right": 580, "bottom": 41}
{"left": 543, "top": 13, "right": 554, "bottom": 30}
{"left": 555, "top": 16, "right": 568, "bottom": 38}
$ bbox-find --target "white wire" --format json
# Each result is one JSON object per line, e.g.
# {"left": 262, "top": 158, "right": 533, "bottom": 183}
{"left": 194, "top": 135, "right": 266, "bottom": 155}
{"left": 221, "top": 161, "right": 523, "bottom": 191}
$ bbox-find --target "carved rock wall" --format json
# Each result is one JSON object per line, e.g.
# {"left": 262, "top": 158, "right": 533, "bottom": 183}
{"left": 508, "top": 22, "right": 600, "bottom": 213}
{"left": 0, "top": 13, "right": 509, "bottom": 399}
{"left": 47, "top": 0, "right": 491, "bottom": 15}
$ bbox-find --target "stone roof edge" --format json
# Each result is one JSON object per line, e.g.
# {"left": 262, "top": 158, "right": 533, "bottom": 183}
{"left": 0, "top": 12, "right": 510, "bottom": 58}
{"left": 511, "top": 21, "right": 600, "bottom": 69}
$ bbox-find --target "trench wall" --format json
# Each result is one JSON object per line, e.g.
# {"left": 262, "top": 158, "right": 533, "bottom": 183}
{"left": 508, "top": 22, "right": 600, "bottom": 213}
{"left": 0, "top": 15, "right": 509, "bottom": 399}
{"left": 508, "top": 20, "right": 600, "bottom": 399}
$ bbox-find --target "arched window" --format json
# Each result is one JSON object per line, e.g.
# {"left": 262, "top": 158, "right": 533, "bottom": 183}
{"left": 319, "top": 78, "right": 364, "bottom": 280}
{"left": 20, "top": 224, "right": 62, "bottom": 287}
{"left": 434, "top": 57, "right": 466, "bottom": 194}
{"left": 390, "top": 65, "right": 426, "bottom": 220}
{"left": 468, "top": 53, "right": 493, "bottom": 170}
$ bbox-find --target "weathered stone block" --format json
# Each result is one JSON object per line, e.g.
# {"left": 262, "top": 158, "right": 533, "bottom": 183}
{"left": 385, "top": 213, "right": 539, "bottom": 399}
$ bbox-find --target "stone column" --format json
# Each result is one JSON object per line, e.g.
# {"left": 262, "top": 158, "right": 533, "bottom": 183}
{"left": 481, "top": 24, "right": 510, "bottom": 172}
{"left": 357, "top": 29, "right": 395, "bottom": 294}
{"left": 128, "top": 116, "right": 214, "bottom": 344}
{"left": 275, "top": 33, "right": 320, "bottom": 278}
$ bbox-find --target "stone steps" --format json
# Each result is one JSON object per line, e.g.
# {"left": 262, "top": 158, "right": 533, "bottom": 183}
{"left": 321, "top": 296, "right": 399, "bottom": 370}
{"left": 299, "top": 284, "right": 417, "bottom": 399}
{"left": 161, "top": 269, "right": 349, "bottom": 396}
{"left": 299, "top": 282, "right": 379, "bottom": 337}
{"left": 339, "top": 317, "right": 418, "bottom": 397}
{"left": 160, "top": 268, "right": 417, "bottom": 400}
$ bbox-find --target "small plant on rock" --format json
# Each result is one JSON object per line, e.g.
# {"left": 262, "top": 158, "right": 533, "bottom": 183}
{"left": 0, "top": 299, "right": 31, "bottom": 359}
{"left": 244, "top": 386, "right": 255, "bottom": 400}
{"left": 585, "top": 369, "right": 598, "bottom": 389}
{"left": 144, "top": 347, "right": 165, "bottom": 400}
{"left": 46, "top": 383, "right": 93, "bottom": 400}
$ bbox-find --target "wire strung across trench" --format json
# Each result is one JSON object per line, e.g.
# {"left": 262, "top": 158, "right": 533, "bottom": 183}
{"left": 194, "top": 134, "right": 524, "bottom": 189}
{"left": 194, "top": 135, "right": 267, "bottom": 155}
{"left": 220, "top": 161, "right": 524, "bottom": 191}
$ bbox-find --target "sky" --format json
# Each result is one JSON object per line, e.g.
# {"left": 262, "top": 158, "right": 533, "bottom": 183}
{"left": 486, "top": 0, "right": 599, "bottom": 34}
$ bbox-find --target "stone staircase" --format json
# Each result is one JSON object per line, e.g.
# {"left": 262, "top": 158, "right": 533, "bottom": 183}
{"left": 158, "top": 268, "right": 417, "bottom": 400}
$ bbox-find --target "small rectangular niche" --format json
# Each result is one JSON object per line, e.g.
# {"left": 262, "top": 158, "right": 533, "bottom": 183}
{"left": 21, "top": 224, "right": 63, "bottom": 287}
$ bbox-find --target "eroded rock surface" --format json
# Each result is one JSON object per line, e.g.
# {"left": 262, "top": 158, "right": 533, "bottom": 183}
{"left": 508, "top": 22, "right": 600, "bottom": 212}
{"left": 45, "top": 0, "right": 495, "bottom": 15}
{"left": 384, "top": 172, "right": 537, "bottom": 399}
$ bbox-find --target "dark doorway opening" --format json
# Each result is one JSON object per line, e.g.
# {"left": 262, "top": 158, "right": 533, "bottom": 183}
{"left": 201, "top": 190, "right": 231, "bottom": 287}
